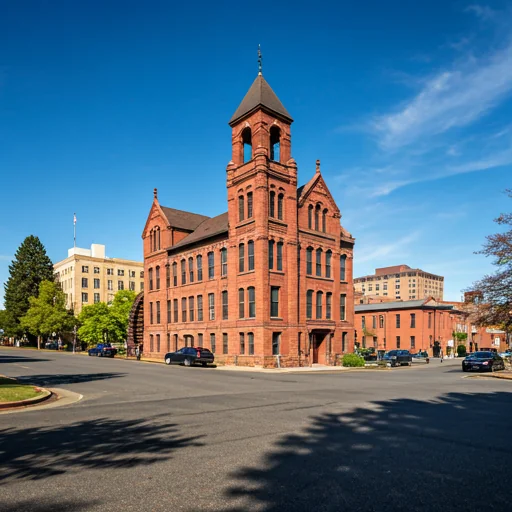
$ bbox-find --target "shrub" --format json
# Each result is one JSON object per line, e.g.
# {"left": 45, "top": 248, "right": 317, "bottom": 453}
{"left": 342, "top": 353, "right": 365, "bottom": 367}
{"left": 456, "top": 345, "right": 467, "bottom": 357}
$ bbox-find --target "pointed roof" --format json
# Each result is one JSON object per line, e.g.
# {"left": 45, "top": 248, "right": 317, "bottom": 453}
{"left": 160, "top": 207, "right": 210, "bottom": 231}
{"left": 229, "top": 75, "right": 293, "bottom": 126}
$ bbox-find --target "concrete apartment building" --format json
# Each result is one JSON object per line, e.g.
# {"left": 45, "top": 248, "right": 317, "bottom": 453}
{"left": 139, "top": 70, "right": 355, "bottom": 367}
{"left": 354, "top": 264, "right": 444, "bottom": 302}
{"left": 54, "top": 244, "right": 144, "bottom": 314}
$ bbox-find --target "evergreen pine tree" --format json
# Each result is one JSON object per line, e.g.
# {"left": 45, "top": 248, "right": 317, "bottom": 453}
{"left": 3, "top": 235, "right": 54, "bottom": 335}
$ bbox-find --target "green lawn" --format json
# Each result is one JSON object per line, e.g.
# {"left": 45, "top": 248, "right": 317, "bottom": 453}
{"left": 0, "top": 377, "right": 44, "bottom": 402}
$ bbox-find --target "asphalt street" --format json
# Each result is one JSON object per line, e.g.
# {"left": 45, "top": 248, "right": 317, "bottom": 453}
{"left": 1, "top": 348, "right": 511, "bottom": 512}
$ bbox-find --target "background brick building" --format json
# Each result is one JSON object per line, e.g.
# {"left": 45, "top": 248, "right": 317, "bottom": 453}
{"left": 140, "top": 71, "right": 355, "bottom": 367}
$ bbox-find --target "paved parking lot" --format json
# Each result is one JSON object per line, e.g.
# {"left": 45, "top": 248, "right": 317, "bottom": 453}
{"left": 1, "top": 348, "right": 511, "bottom": 512}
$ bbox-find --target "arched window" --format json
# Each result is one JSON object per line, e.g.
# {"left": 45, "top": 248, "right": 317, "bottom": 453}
{"left": 322, "top": 209, "right": 328, "bottom": 233}
{"left": 308, "top": 205, "right": 313, "bottom": 229}
{"left": 148, "top": 268, "right": 153, "bottom": 291}
{"left": 316, "top": 291, "right": 323, "bottom": 319}
{"left": 340, "top": 254, "right": 347, "bottom": 281}
{"left": 270, "top": 126, "right": 281, "bottom": 162}
{"left": 248, "top": 287, "right": 256, "bottom": 317}
{"left": 269, "top": 191, "right": 276, "bottom": 218}
{"left": 247, "top": 191, "right": 253, "bottom": 218}
{"left": 165, "top": 264, "right": 170, "bottom": 288}
{"left": 157, "top": 227, "right": 161, "bottom": 250}
{"left": 196, "top": 255, "right": 203, "bottom": 281}
{"left": 325, "top": 250, "right": 332, "bottom": 278}
{"left": 155, "top": 266, "right": 160, "bottom": 289}
{"left": 306, "top": 247, "right": 313, "bottom": 275}
{"left": 220, "top": 247, "right": 228, "bottom": 277}
{"left": 238, "top": 195, "right": 245, "bottom": 222}
{"left": 316, "top": 248, "right": 322, "bottom": 277}
{"left": 326, "top": 292, "right": 332, "bottom": 319}
{"left": 277, "top": 242, "right": 283, "bottom": 271}
{"left": 315, "top": 204, "right": 320, "bottom": 231}
{"left": 277, "top": 193, "right": 284, "bottom": 220}
{"left": 248, "top": 240, "right": 255, "bottom": 271}
{"left": 306, "top": 290, "right": 313, "bottom": 319}
{"left": 242, "top": 127, "right": 252, "bottom": 163}
{"left": 172, "top": 262, "right": 177, "bottom": 286}
{"left": 149, "top": 229, "right": 153, "bottom": 252}
{"left": 180, "top": 259, "right": 186, "bottom": 285}
{"left": 188, "top": 257, "right": 194, "bottom": 282}
{"left": 239, "top": 288, "right": 245, "bottom": 318}
{"left": 239, "top": 243, "right": 245, "bottom": 273}
{"left": 268, "top": 240, "right": 275, "bottom": 270}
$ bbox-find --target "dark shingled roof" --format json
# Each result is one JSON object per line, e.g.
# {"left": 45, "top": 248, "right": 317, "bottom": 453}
{"left": 170, "top": 212, "right": 229, "bottom": 251}
{"left": 160, "top": 207, "right": 210, "bottom": 231}
{"left": 229, "top": 75, "right": 293, "bottom": 126}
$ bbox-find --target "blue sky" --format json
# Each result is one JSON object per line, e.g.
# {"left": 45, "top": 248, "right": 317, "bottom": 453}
{"left": 1, "top": 0, "right": 511, "bottom": 304}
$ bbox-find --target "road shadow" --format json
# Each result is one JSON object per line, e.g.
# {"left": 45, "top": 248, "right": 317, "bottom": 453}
{"left": 15, "top": 372, "right": 126, "bottom": 386}
{"left": 0, "top": 354, "right": 51, "bottom": 364}
{"left": 222, "top": 392, "right": 512, "bottom": 512}
{"left": 0, "top": 416, "right": 204, "bottom": 485}
{"left": 0, "top": 497, "right": 100, "bottom": 512}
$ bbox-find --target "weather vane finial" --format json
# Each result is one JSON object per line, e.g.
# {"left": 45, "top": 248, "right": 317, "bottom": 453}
{"left": 258, "top": 44, "right": 262, "bottom": 75}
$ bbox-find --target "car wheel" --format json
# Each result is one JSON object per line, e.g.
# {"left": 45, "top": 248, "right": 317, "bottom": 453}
{"left": 165, "top": 357, "right": 172, "bottom": 365}
{"left": 184, "top": 358, "right": 192, "bottom": 367}
{"left": 202, "top": 362, "right": 207, "bottom": 367}
{"left": 462, "top": 366, "right": 468, "bottom": 372}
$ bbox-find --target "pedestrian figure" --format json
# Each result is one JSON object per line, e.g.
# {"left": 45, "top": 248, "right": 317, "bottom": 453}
{"left": 440, "top": 349, "right": 444, "bottom": 363}
{"left": 135, "top": 345, "right": 141, "bottom": 361}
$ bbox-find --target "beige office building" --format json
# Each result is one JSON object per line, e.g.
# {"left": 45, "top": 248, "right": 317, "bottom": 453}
{"left": 54, "top": 244, "right": 144, "bottom": 314}
{"left": 354, "top": 264, "right": 444, "bottom": 302}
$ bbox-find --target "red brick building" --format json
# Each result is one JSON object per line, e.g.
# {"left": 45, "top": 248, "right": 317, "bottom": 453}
{"left": 354, "top": 298, "right": 469, "bottom": 356}
{"left": 140, "top": 71, "right": 355, "bottom": 367}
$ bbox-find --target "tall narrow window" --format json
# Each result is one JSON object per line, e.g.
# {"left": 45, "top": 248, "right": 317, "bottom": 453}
{"left": 156, "top": 301, "right": 161, "bottom": 323}
{"left": 239, "top": 333, "right": 245, "bottom": 355}
{"left": 242, "top": 128, "right": 252, "bottom": 163}
{"left": 189, "top": 296, "right": 195, "bottom": 322}
{"left": 306, "top": 247, "right": 313, "bottom": 275}
{"left": 220, "top": 248, "right": 227, "bottom": 277}
{"left": 167, "top": 333, "right": 171, "bottom": 353}
{"left": 270, "top": 286, "right": 280, "bottom": 317}
{"left": 379, "top": 315, "right": 384, "bottom": 328}
{"left": 315, "top": 205, "right": 320, "bottom": 230}
{"left": 248, "top": 332, "right": 254, "bottom": 355}
{"left": 181, "top": 259, "right": 186, "bottom": 285}
{"left": 277, "top": 242, "right": 283, "bottom": 271}
{"left": 222, "top": 290, "right": 228, "bottom": 320}
{"left": 197, "top": 255, "right": 203, "bottom": 281}
{"left": 189, "top": 257, "right": 194, "bottom": 283}
{"left": 167, "top": 300, "right": 171, "bottom": 323}
{"left": 308, "top": 205, "right": 313, "bottom": 229}
{"left": 248, "top": 241, "right": 254, "bottom": 271}
{"left": 150, "top": 334, "right": 154, "bottom": 352}
{"left": 410, "top": 313, "right": 416, "bottom": 328}
{"left": 223, "top": 333, "right": 229, "bottom": 354}
{"left": 239, "top": 243, "right": 245, "bottom": 273}
{"left": 342, "top": 332, "right": 347, "bottom": 352}
{"left": 247, "top": 192, "right": 253, "bottom": 218}
{"left": 306, "top": 290, "right": 313, "bottom": 319}
{"left": 269, "top": 191, "right": 276, "bottom": 218}
{"left": 326, "top": 292, "right": 332, "bottom": 319}
{"left": 268, "top": 240, "right": 275, "bottom": 270}
{"left": 396, "top": 336, "right": 401, "bottom": 349}
{"left": 172, "top": 262, "right": 177, "bottom": 286}
{"left": 325, "top": 250, "right": 332, "bottom": 278}
{"left": 238, "top": 195, "right": 245, "bottom": 222}
{"left": 340, "top": 255, "right": 347, "bottom": 281}
{"left": 210, "top": 333, "right": 216, "bottom": 354}
{"left": 272, "top": 332, "right": 281, "bottom": 355}
{"left": 148, "top": 268, "right": 153, "bottom": 291}
{"left": 208, "top": 252, "right": 214, "bottom": 279}
{"left": 208, "top": 293, "right": 215, "bottom": 320}
{"left": 316, "top": 248, "right": 322, "bottom": 277}
{"left": 166, "top": 264, "right": 170, "bottom": 288}
{"left": 182, "top": 298, "right": 187, "bottom": 322}
{"left": 372, "top": 315, "right": 377, "bottom": 329}
{"left": 197, "top": 295, "right": 203, "bottom": 321}
{"left": 396, "top": 314, "right": 401, "bottom": 328}
{"left": 248, "top": 287, "right": 256, "bottom": 318}
{"left": 277, "top": 194, "right": 284, "bottom": 220}
{"left": 410, "top": 336, "right": 416, "bottom": 350}
{"left": 340, "top": 294, "right": 346, "bottom": 321}
{"left": 149, "top": 302, "right": 154, "bottom": 324}
{"left": 239, "top": 288, "right": 245, "bottom": 318}
{"left": 173, "top": 299, "right": 178, "bottom": 323}
{"left": 316, "top": 291, "right": 323, "bottom": 319}
{"left": 270, "top": 125, "right": 280, "bottom": 161}
{"left": 322, "top": 209, "right": 328, "bottom": 232}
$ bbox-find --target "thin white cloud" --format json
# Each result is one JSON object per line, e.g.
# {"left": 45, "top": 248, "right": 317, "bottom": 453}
{"left": 356, "top": 232, "right": 420, "bottom": 264}
{"left": 373, "top": 40, "right": 512, "bottom": 149}
{"left": 466, "top": 4, "right": 497, "bottom": 21}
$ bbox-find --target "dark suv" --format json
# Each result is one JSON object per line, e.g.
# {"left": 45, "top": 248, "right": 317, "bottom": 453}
{"left": 383, "top": 350, "right": 412, "bottom": 367}
{"left": 164, "top": 347, "right": 214, "bottom": 367}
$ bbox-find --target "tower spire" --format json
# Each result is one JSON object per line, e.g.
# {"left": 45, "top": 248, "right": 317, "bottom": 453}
{"left": 258, "top": 44, "right": 262, "bottom": 75}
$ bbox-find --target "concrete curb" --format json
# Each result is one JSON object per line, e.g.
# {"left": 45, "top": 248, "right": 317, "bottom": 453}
{"left": 0, "top": 383, "right": 53, "bottom": 410}
{"left": 466, "top": 372, "right": 512, "bottom": 381}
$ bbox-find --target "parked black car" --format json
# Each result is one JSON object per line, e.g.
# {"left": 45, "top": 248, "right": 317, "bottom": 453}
{"left": 164, "top": 347, "right": 214, "bottom": 367}
{"left": 44, "top": 341, "right": 58, "bottom": 350}
{"left": 383, "top": 350, "right": 412, "bottom": 367}
{"left": 462, "top": 351, "right": 505, "bottom": 372}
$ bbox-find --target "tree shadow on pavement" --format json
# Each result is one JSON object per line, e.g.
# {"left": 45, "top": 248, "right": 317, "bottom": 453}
{"left": 0, "top": 354, "right": 51, "bottom": 364}
{"left": 0, "top": 497, "right": 100, "bottom": 512}
{"left": 0, "top": 416, "right": 204, "bottom": 485}
{"left": 222, "top": 392, "right": 512, "bottom": 512}
{"left": 15, "top": 372, "right": 126, "bottom": 386}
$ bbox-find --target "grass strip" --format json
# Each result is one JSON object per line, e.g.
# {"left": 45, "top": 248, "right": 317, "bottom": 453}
{"left": 0, "top": 376, "right": 44, "bottom": 402}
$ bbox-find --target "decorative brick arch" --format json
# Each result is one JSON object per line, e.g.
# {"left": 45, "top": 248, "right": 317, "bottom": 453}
{"left": 127, "top": 291, "right": 144, "bottom": 356}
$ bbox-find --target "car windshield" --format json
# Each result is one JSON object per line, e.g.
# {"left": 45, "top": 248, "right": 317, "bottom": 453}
{"left": 472, "top": 351, "right": 493, "bottom": 358}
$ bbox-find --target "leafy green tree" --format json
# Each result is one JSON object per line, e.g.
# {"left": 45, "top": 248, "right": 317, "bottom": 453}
{"left": 77, "top": 290, "right": 136, "bottom": 347}
{"left": 3, "top": 236, "right": 54, "bottom": 336}
{"left": 20, "top": 281, "right": 76, "bottom": 340}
